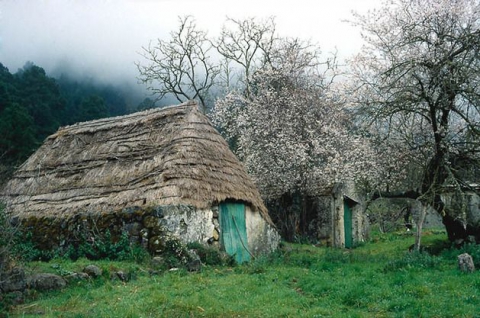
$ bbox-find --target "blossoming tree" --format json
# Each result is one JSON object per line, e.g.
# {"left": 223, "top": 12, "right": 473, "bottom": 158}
{"left": 214, "top": 39, "right": 381, "bottom": 239}
{"left": 349, "top": 0, "right": 480, "bottom": 246}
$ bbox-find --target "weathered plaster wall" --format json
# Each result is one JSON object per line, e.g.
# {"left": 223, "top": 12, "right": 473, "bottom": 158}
{"left": 352, "top": 204, "right": 369, "bottom": 244}
{"left": 331, "top": 200, "right": 369, "bottom": 248}
{"left": 245, "top": 206, "right": 281, "bottom": 255}
{"left": 160, "top": 205, "right": 216, "bottom": 245}
{"left": 331, "top": 193, "right": 344, "bottom": 247}
{"left": 315, "top": 196, "right": 333, "bottom": 245}
{"left": 465, "top": 193, "right": 480, "bottom": 227}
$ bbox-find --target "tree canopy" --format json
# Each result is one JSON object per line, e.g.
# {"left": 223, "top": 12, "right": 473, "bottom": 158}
{"left": 349, "top": 0, "right": 480, "bottom": 243}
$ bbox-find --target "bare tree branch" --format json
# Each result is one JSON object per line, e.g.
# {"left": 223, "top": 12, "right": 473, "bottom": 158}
{"left": 136, "top": 16, "right": 220, "bottom": 110}
{"left": 215, "top": 16, "right": 277, "bottom": 97}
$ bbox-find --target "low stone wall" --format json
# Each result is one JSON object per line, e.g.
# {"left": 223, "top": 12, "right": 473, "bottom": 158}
{"left": 17, "top": 205, "right": 218, "bottom": 255}
{"left": 15, "top": 203, "right": 279, "bottom": 257}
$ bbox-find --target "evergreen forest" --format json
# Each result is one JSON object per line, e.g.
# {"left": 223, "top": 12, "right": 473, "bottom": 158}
{"left": 0, "top": 62, "right": 149, "bottom": 181}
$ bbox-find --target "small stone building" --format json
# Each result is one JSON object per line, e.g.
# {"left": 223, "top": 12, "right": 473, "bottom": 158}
{"left": 1, "top": 101, "right": 280, "bottom": 263}
{"left": 441, "top": 185, "right": 480, "bottom": 242}
{"left": 315, "top": 183, "right": 369, "bottom": 248}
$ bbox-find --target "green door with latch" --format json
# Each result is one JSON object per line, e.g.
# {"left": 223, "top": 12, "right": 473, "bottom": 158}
{"left": 219, "top": 202, "right": 250, "bottom": 263}
{"left": 344, "top": 201, "right": 353, "bottom": 248}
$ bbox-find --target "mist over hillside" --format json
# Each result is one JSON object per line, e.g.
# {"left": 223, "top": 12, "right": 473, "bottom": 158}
{"left": 51, "top": 64, "right": 148, "bottom": 116}
{"left": 0, "top": 60, "right": 172, "bottom": 177}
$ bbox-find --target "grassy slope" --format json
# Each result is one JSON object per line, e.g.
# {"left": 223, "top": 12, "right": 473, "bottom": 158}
{"left": 9, "top": 230, "right": 480, "bottom": 318}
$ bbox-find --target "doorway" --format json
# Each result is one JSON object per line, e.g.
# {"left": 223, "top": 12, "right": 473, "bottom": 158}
{"left": 343, "top": 200, "right": 354, "bottom": 248}
{"left": 219, "top": 202, "right": 251, "bottom": 263}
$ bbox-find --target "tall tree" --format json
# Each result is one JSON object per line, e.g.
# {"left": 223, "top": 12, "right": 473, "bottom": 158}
{"left": 350, "top": 0, "right": 480, "bottom": 245}
{"left": 136, "top": 16, "right": 279, "bottom": 109}
{"left": 14, "top": 62, "right": 65, "bottom": 140}
{"left": 215, "top": 16, "right": 277, "bottom": 97}
{"left": 214, "top": 40, "right": 378, "bottom": 239}
{"left": 136, "top": 16, "right": 220, "bottom": 110}
{"left": 0, "top": 63, "right": 17, "bottom": 114}
{"left": 56, "top": 74, "right": 130, "bottom": 124}
{"left": 0, "top": 103, "right": 36, "bottom": 164}
{"left": 77, "top": 95, "right": 108, "bottom": 122}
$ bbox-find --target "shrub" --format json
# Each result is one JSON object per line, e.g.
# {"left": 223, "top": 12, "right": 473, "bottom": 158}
{"left": 68, "top": 230, "right": 148, "bottom": 262}
{"left": 383, "top": 251, "right": 441, "bottom": 272}
{"left": 12, "top": 228, "right": 149, "bottom": 263}
{"left": 0, "top": 203, "right": 9, "bottom": 268}
{"left": 162, "top": 238, "right": 190, "bottom": 268}
{"left": 440, "top": 243, "right": 480, "bottom": 267}
{"left": 187, "top": 242, "right": 234, "bottom": 266}
{"left": 12, "top": 231, "right": 57, "bottom": 262}
{"left": 0, "top": 202, "right": 17, "bottom": 271}
{"left": 0, "top": 202, "right": 23, "bottom": 313}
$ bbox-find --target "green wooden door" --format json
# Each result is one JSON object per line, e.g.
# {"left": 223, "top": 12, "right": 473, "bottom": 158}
{"left": 219, "top": 202, "right": 250, "bottom": 263}
{"left": 344, "top": 201, "right": 353, "bottom": 248}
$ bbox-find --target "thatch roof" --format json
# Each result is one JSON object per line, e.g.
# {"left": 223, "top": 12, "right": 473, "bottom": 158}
{"left": 1, "top": 101, "right": 270, "bottom": 222}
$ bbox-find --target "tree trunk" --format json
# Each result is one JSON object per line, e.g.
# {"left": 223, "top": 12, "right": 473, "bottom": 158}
{"left": 414, "top": 204, "right": 428, "bottom": 251}
{"left": 442, "top": 214, "right": 467, "bottom": 242}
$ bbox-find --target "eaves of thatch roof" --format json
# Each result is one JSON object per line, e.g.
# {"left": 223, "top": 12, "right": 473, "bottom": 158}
{"left": 1, "top": 101, "right": 270, "bottom": 223}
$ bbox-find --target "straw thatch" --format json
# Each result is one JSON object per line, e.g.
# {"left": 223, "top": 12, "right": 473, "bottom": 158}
{"left": 2, "top": 101, "right": 270, "bottom": 223}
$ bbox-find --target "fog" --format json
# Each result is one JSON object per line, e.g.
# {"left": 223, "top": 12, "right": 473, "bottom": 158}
{"left": 0, "top": 0, "right": 381, "bottom": 100}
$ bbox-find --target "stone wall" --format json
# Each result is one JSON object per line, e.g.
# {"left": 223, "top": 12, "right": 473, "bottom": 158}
{"left": 441, "top": 190, "right": 480, "bottom": 242}
{"left": 18, "top": 205, "right": 203, "bottom": 254}
{"left": 245, "top": 206, "right": 281, "bottom": 255}
{"left": 315, "top": 182, "right": 369, "bottom": 248}
{"left": 315, "top": 196, "right": 334, "bottom": 245}
{"left": 442, "top": 191, "right": 480, "bottom": 229}
{"left": 17, "top": 203, "right": 279, "bottom": 257}
{"left": 352, "top": 202, "right": 369, "bottom": 244}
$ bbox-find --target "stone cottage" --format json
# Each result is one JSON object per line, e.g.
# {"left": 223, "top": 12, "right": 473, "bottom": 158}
{"left": 315, "top": 183, "right": 369, "bottom": 248}
{"left": 1, "top": 101, "right": 280, "bottom": 263}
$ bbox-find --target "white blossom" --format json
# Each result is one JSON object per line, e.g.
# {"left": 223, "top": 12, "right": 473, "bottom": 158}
{"left": 214, "top": 45, "right": 383, "bottom": 199}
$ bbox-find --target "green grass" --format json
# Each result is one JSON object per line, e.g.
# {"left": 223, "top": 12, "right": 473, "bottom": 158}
{"left": 7, "top": 229, "right": 480, "bottom": 317}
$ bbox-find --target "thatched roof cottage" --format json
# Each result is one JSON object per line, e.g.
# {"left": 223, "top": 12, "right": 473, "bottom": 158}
{"left": 1, "top": 101, "right": 280, "bottom": 263}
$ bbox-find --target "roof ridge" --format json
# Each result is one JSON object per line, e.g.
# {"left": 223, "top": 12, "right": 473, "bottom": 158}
{"left": 49, "top": 101, "right": 200, "bottom": 139}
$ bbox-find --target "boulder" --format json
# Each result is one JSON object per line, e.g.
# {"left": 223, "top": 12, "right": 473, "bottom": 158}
{"left": 0, "top": 267, "right": 26, "bottom": 293}
{"left": 64, "top": 272, "right": 90, "bottom": 282}
{"left": 187, "top": 249, "right": 201, "bottom": 272}
{"left": 148, "top": 236, "right": 165, "bottom": 253}
{"left": 83, "top": 265, "right": 103, "bottom": 278}
{"left": 458, "top": 253, "right": 475, "bottom": 273}
{"left": 143, "top": 216, "right": 159, "bottom": 229}
{"left": 151, "top": 256, "right": 165, "bottom": 269}
{"left": 28, "top": 273, "right": 66, "bottom": 291}
{"left": 7, "top": 290, "right": 25, "bottom": 305}
{"left": 124, "top": 222, "right": 142, "bottom": 236}
{"left": 115, "top": 271, "right": 129, "bottom": 282}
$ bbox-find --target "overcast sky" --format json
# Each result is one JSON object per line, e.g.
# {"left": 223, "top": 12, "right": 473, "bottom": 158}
{"left": 0, "top": 0, "right": 382, "bottom": 89}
